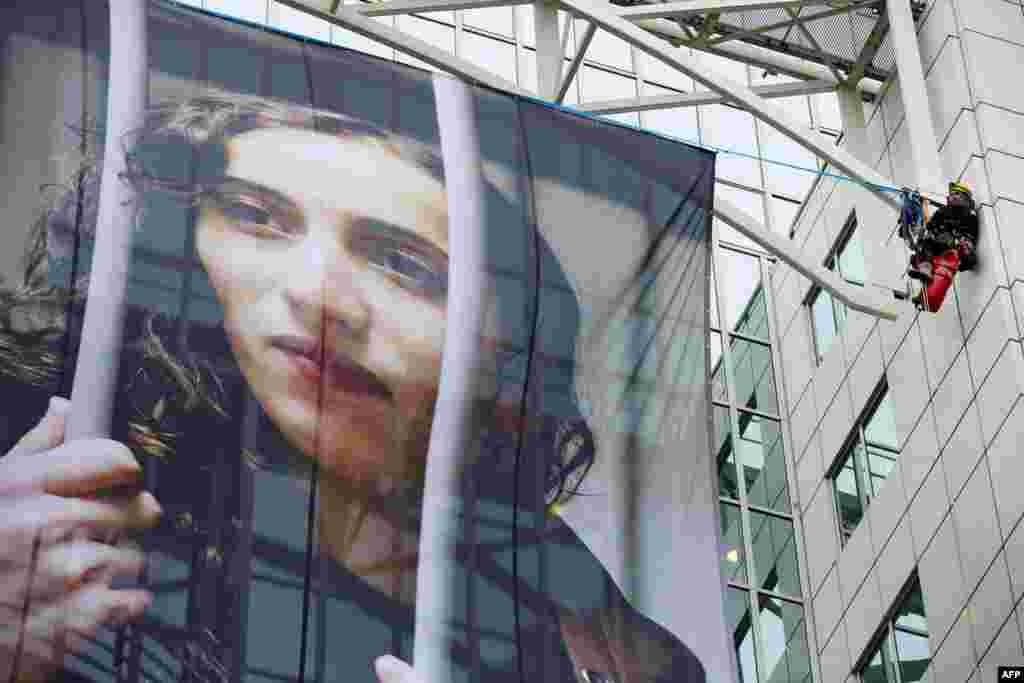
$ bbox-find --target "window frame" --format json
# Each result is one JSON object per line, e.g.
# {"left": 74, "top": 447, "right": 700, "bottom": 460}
{"left": 828, "top": 377, "right": 894, "bottom": 546}
{"left": 804, "top": 210, "right": 860, "bottom": 364}
{"left": 855, "top": 575, "right": 931, "bottom": 683}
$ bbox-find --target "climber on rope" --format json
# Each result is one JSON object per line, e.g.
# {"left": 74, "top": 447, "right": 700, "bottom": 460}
{"left": 901, "top": 181, "right": 979, "bottom": 313}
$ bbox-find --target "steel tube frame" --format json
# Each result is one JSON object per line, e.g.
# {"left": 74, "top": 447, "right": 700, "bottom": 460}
{"left": 68, "top": 0, "right": 149, "bottom": 438}
{"left": 557, "top": 0, "right": 901, "bottom": 211}
{"left": 277, "top": 0, "right": 524, "bottom": 93}
{"left": 886, "top": 0, "right": 945, "bottom": 198}
{"left": 578, "top": 78, "right": 835, "bottom": 114}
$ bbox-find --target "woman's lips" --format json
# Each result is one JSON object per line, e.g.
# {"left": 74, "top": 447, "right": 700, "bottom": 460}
{"left": 270, "top": 336, "right": 392, "bottom": 401}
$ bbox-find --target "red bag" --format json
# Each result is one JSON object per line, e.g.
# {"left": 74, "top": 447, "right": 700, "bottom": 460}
{"left": 919, "top": 249, "right": 960, "bottom": 313}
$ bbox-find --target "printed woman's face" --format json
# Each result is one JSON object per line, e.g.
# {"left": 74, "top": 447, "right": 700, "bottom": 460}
{"left": 195, "top": 127, "right": 449, "bottom": 483}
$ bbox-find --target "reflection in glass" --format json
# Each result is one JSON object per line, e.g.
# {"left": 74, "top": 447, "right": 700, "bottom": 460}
{"left": 726, "top": 588, "right": 759, "bottom": 683}
{"left": 810, "top": 288, "right": 838, "bottom": 362}
{"left": 837, "top": 228, "right": 866, "bottom": 287}
{"left": 734, "top": 286, "right": 769, "bottom": 340}
{"left": 731, "top": 338, "right": 778, "bottom": 415}
{"left": 720, "top": 502, "right": 747, "bottom": 584}
{"left": 860, "top": 581, "right": 930, "bottom": 683}
{"left": 716, "top": 405, "right": 739, "bottom": 501}
{"left": 834, "top": 386, "right": 901, "bottom": 542}
{"left": 750, "top": 512, "right": 800, "bottom": 596}
{"left": 717, "top": 248, "right": 761, "bottom": 334}
{"left": 757, "top": 595, "right": 811, "bottom": 683}
{"left": 834, "top": 450, "right": 864, "bottom": 544}
{"left": 864, "top": 391, "right": 899, "bottom": 498}
{"left": 738, "top": 412, "right": 789, "bottom": 513}
{"left": 862, "top": 646, "right": 889, "bottom": 683}
{"left": 894, "top": 584, "right": 930, "bottom": 683}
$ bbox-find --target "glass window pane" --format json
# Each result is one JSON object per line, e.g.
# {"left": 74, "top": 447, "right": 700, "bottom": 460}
{"left": 396, "top": 16, "right": 454, "bottom": 71}
{"left": 864, "top": 391, "right": 899, "bottom": 451}
{"left": 770, "top": 195, "right": 801, "bottom": 236}
{"left": 813, "top": 91, "right": 843, "bottom": 133}
{"left": 461, "top": 6, "right": 514, "bottom": 37}
{"left": 734, "top": 285, "right": 769, "bottom": 340}
{"left": 639, "top": 52, "right": 694, "bottom": 92}
{"left": 861, "top": 644, "right": 893, "bottom": 683}
{"left": 701, "top": 105, "right": 762, "bottom": 187}
{"left": 811, "top": 289, "right": 837, "bottom": 361}
{"left": 711, "top": 331, "right": 727, "bottom": 402}
{"left": 726, "top": 588, "right": 759, "bottom": 683}
{"left": 895, "top": 583, "right": 929, "bottom": 634}
{"left": 833, "top": 448, "right": 865, "bottom": 542}
{"left": 894, "top": 628, "right": 930, "bottom": 683}
{"left": 643, "top": 102, "right": 700, "bottom": 145}
{"left": 717, "top": 248, "right": 761, "bottom": 334}
{"left": 738, "top": 413, "right": 790, "bottom": 513}
{"left": 838, "top": 227, "right": 866, "bottom": 286}
{"left": 750, "top": 512, "right": 801, "bottom": 596}
{"left": 757, "top": 595, "right": 812, "bottom": 683}
{"left": 758, "top": 120, "right": 819, "bottom": 199}
{"left": 720, "top": 502, "right": 747, "bottom": 584}
{"left": 864, "top": 391, "right": 900, "bottom": 498}
{"left": 716, "top": 405, "right": 739, "bottom": 501}
{"left": 581, "top": 65, "right": 636, "bottom": 101}
{"left": 730, "top": 338, "right": 778, "bottom": 415}
{"left": 460, "top": 31, "right": 516, "bottom": 79}
{"left": 584, "top": 27, "right": 634, "bottom": 71}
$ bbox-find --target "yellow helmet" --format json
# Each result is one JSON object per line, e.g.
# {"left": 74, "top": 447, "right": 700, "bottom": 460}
{"left": 948, "top": 181, "right": 973, "bottom": 198}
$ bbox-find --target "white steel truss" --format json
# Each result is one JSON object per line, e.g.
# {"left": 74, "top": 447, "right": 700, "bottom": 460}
{"left": 279, "top": 0, "right": 916, "bottom": 320}
{"left": 578, "top": 79, "right": 836, "bottom": 114}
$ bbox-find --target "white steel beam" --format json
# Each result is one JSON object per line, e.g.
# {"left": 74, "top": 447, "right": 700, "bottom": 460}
{"left": 578, "top": 78, "right": 835, "bottom": 114}
{"left": 535, "top": 0, "right": 562, "bottom": 99}
{"left": 557, "top": 21, "right": 597, "bottom": 103}
{"left": 633, "top": 18, "right": 882, "bottom": 96}
{"left": 559, "top": 0, "right": 900, "bottom": 212}
{"left": 886, "top": 0, "right": 945, "bottom": 198}
{"left": 357, "top": 0, "right": 525, "bottom": 16}
{"left": 715, "top": 198, "right": 900, "bottom": 320}
{"left": 276, "top": 0, "right": 523, "bottom": 93}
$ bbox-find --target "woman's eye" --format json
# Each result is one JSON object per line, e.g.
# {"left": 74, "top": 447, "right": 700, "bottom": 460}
{"left": 222, "top": 199, "right": 272, "bottom": 226}
{"left": 368, "top": 243, "right": 447, "bottom": 299}
{"left": 208, "top": 193, "right": 296, "bottom": 237}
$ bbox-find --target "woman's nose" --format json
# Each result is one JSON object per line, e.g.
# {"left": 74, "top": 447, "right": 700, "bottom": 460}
{"left": 284, "top": 234, "right": 369, "bottom": 335}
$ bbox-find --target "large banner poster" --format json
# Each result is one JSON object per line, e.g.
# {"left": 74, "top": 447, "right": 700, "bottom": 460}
{"left": 0, "top": 2, "right": 729, "bottom": 682}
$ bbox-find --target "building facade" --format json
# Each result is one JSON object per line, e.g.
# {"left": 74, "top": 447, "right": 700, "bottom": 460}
{"left": 771, "top": 2, "right": 1024, "bottom": 683}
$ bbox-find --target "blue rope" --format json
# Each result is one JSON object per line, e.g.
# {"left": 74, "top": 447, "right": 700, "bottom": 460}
{"left": 518, "top": 92, "right": 916, "bottom": 196}
{"left": 167, "top": 0, "right": 919, "bottom": 199}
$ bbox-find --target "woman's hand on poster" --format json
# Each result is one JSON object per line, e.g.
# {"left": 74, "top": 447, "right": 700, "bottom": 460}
{"left": 0, "top": 397, "right": 162, "bottom": 682}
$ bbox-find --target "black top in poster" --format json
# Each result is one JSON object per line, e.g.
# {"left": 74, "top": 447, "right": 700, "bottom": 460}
{"left": 0, "top": 2, "right": 730, "bottom": 682}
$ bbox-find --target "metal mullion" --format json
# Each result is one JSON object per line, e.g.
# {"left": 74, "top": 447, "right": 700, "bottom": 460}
{"left": 712, "top": 236, "right": 767, "bottom": 683}
{"left": 745, "top": 503, "right": 792, "bottom": 523}
{"left": 731, "top": 328, "right": 771, "bottom": 346}
{"left": 735, "top": 403, "right": 779, "bottom": 423}
{"left": 852, "top": 425, "right": 873, "bottom": 511}
{"left": 763, "top": 251, "right": 821, "bottom": 682}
